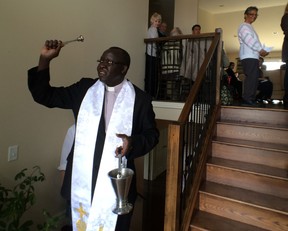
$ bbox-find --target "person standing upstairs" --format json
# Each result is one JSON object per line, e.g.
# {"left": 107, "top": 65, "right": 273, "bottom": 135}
{"left": 145, "top": 12, "right": 162, "bottom": 98}
{"left": 238, "top": 6, "right": 269, "bottom": 106}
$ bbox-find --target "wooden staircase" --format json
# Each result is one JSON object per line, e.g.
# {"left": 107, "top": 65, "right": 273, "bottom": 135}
{"left": 190, "top": 106, "right": 288, "bottom": 231}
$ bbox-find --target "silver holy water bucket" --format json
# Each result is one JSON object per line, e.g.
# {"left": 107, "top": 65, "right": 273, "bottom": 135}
{"left": 108, "top": 167, "right": 134, "bottom": 215}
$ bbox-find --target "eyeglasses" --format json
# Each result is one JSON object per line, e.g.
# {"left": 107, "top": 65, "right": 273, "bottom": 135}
{"left": 97, "top": 59, "right": 124, "bottom": 66}
{"left": 248, "top": 13, "right": 258, "bottom": 17}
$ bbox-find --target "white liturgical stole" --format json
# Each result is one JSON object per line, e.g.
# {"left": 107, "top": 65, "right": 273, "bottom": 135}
{"left": 71, "top": 79, "right": 135, "bottom": 231}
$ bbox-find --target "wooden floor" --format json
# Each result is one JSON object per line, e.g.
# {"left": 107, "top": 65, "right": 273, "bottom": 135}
{"left": 231, "top": 98, "right": 287, "bottom": 110}
{"left": 130, "top": 172, "right": 166, "bottom": 231}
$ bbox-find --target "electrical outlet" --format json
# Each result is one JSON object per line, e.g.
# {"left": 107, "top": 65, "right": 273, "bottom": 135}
{"left": 8, "top": 145, "right": 18, "bottom": 162}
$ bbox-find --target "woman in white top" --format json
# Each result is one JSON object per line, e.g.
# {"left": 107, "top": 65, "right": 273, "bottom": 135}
{"left": 238, "top": 6, "right": 268, "bottom": 105}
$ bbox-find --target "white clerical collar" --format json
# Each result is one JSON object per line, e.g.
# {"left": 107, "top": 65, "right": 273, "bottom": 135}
{"left": 106, "top": 86, "right": 115, "bottom": 92}
{"left": 105, "top": 81, "right": 124, "bottom": 93}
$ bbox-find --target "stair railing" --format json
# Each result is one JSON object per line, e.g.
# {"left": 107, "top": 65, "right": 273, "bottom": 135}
{"left": 161, "top": 29, "right": 222, "bottom": 231}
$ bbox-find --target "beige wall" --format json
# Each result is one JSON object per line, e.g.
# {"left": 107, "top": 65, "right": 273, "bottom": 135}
{"left": 174, "top": 0, "right": 198, "bottom": 34}
{"left": 198, "top": 8, "right": 214, "bottom": 33}
{"left": 0, "top": 0, "right": 149, "bottom": 225}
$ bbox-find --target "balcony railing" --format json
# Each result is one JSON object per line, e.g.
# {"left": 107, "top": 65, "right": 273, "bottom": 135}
{"left": 144, "top": 32, "right": 217, "bottom": 102}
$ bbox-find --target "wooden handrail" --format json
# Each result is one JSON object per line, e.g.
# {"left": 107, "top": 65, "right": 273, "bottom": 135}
{"left": 164, "top": 122, "right": 183, "bottom": 231}
{"left": 178, "top": 32, "right": 220, "bottom": 123}
{"left": 180, "top": 104, "right": 221, "bottom": 231}
{"left": 163, "top": 29, "right": 223, "bottom": 231}
{"left": 144, "top": 32, "right": 216, "bottom": 43}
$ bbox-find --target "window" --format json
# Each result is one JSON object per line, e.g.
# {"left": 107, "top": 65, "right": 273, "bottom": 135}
{"left": 263, "top": 61, "right": 285, "bottom": 71}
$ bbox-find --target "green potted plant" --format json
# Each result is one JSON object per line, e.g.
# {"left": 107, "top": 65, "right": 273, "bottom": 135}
{"left": 0, "top": 166, "right": 63, "bottom": 231}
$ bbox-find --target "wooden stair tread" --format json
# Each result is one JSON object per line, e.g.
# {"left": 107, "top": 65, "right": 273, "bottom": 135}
{"left": 223, "top": 105, "right": 288, "bottom": 112}
{"left": 190, "top": 106, "right": 288, "bottom": 230}
{"left": 221, "top": 106, "right": 288, "bottom": 127}
{"left": 218, "top": 119, "right": 288, "bottom": 130}
{"left": 207, "top": 157, "right": 288, "bottom": 180}
{"left": 200, "top": 181, "right": 288, "bottom": 214}
{"left": 213, "top": 137, "right": 288, "bottom": 153}
{"left": 191, "top": 211, "right": 268, "bottom": 231}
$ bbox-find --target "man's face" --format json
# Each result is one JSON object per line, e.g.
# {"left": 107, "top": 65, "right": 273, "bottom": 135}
{"left": 97, "top": 49, "right": 126, "bottom": 87}
{"left": 192, "top": 26, "right": 201, "bottom": 35}
{"left": 159, "top": 23, "right": 167, "bottom": 32}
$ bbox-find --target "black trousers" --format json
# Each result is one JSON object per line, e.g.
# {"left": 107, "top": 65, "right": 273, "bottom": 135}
{"left": 145, "top": 54, "right": 159, "bottom": 98}
{"left": 241, "top": 58, "right": 260, "bottom": 101}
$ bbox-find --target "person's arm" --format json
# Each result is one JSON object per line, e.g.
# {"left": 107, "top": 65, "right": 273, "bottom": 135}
{"left": 28, "top": 39, "right": 96, "bottom": 110}
{"left": 38, "top": 40, "right": 64, "bottom": 71}
{"left": 28, "top": 39, "right": 68, "bottom": 107}
{"left": 58, "top": 125, "right": 75, "bottom": 185}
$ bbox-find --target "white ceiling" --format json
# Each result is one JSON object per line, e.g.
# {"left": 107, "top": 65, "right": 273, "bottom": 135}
{"left": 199, "top": 0, "right": 288, "bottom": 55}
{"left": 199, "top": 0, "right": 287, "bottom": 14}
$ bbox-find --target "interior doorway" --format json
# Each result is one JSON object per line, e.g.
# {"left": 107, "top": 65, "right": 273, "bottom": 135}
{"left": 148, "top": 0, "right": 175, "bottom": 33}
